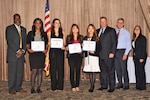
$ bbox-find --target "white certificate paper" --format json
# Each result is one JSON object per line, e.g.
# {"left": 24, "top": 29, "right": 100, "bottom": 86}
{"left": 31, "top": 41, "right": 45, "bottom": 51}
{"left": 83, "top": 40, "right": 96, "bottom": 51}
{"left": 51, "top": 38, "right": 63, "bottom": 48}
{"left": 68, "top": 43, "right": 82, "bottom": 54}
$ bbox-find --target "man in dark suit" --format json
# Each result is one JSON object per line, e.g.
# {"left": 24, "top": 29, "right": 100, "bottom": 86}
{"left": 97, "top": 17, "right": 117, "bottom": 92}
{"left": 5, "top": 14, "right": 27, "bottom": 94}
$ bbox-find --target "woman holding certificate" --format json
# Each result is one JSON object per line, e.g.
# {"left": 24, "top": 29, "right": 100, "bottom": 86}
{"left": 66, "top": 24, "right": 83, "bottom": 92}
{"left": 26, "top": 18, "right": 48, "bottom": 93}
{"left": 83, "top": 24, "right": 101, "bottom": 93}
{"left": 49, "top": 18, "right": 66, "bottom": 92}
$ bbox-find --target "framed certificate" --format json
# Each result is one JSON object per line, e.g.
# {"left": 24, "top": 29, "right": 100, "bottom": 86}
{"left": 51, "top": 38, "right": 63, "bottom": 48}
{"left": 31, "top": 41, "right": 45, "bottom": 52}
{"left": 68, "top": 43, "right": 82, "bottom": 54}
{"left": 82, "top": 40, "right": 96, "bottom": 51}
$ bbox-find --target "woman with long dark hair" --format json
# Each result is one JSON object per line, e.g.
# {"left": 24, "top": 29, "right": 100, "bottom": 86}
{"left": 49, "top": 18, "right": 66, "bottom": 92}
{"left": 83, "top": 24, "right": 101, "bottom": 92}
{"left": 66, "top": 24, "right": 83, "bottom": 92}
{"left": 26, "top": 18, "right": 48, "bottom": 93}
{"left": 132, "top": 25, "right": 147, "bottom": 90}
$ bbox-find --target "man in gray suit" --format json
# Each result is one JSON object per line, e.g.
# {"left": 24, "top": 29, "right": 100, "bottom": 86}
{"left": 97, "top": 17, "right": 117, "bottom": 92}
{"left": 6, "top": 14, "right": 27, "bottom": 94}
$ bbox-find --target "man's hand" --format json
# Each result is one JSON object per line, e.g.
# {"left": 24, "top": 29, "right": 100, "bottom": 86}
{"left": 16, "top": 50, "right": 24, "bottom": 58}
{"left": 109, "top": 53, "right": 114, "bottom": 58}
{"left": 122, "top": 54, "right": 127, "bottom": 60}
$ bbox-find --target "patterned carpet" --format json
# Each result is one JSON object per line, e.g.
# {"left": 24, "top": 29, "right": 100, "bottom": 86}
{"left": 0, "top": 80, "right": 150, "bottom": 100}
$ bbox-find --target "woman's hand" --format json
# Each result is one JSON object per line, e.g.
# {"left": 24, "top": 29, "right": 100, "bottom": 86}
{"left": 66, "top": 46, "right": 69, "bottom": 51}
{"left": 139, "top": 59, "right": 144, "bottom": 63}
{"left": 81, "top": 43, "right": 84, "bottom": 47}
{"left": 89, "top": 51, "right": 94, "bottom": 54}
{"left": 48, "top": 42, "right": 51, "bottom": 47}
{"left": 43, "top": 50, "right": 47, "bottom": 54}
{"left": 28, "top": 49, "right": 35, "bottom": 53}
{"left": 61, "top": 46, "right": 66, "bottom": 50}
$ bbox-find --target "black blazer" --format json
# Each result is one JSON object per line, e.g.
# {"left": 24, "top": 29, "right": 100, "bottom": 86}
{"left": 6, "top": 24, "right": 27, "bottom": 62}
{"left": 96, "top": 26, "right": 117, "bottom": 59}
{"left": 66, "top": 35, "right": 83, "bottom": 58}
{"left": 26, "top": 31, "right": 48, "bottom": 52}
{"left": 83, "top": 36, "right": 101, "bottom": 57}
{"left": 133, "top": 34, "right": 147, "bottom": 60}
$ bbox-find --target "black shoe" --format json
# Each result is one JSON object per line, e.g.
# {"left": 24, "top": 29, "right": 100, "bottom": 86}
{"left": 116, "top": 85, "right": 123, "bottom": 89}
{"left": 97, "top": 87, "right": 107, "bottom": 90}
{"left": 123, "top": 86, "right": 129, "bottom": 90}
{"left": 108, "top": 89, "right": 115, "bottom": 92}
{"left": 88, "top": 86, "right": 94, "bottom": 93}
{"left": 88, "top": 88, "right": 94, "bottom": 93}
{"left": 36, "top": 89, "right": 42, "bottom": 93}
{"left": 31, "top": 88, "right": 36, "bottom": 94}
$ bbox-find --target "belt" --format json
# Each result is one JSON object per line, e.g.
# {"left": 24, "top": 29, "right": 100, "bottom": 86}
{"left": 116, "top": 49, "right": 126, "bottom": 51}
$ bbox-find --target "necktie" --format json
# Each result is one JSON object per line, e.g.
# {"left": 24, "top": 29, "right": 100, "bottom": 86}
{"left": 117, "top": 30, "right": 120, "bottom": 38}
{"left": 100, "top": 28, "right": 103, "bottom": 37}
{"left": 17, "top": 26, "right": 22, "bottom": 49}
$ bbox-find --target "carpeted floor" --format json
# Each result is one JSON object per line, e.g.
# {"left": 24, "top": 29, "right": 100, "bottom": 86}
{"left": 0, "top": 80, "right": 150, "bottom": 100}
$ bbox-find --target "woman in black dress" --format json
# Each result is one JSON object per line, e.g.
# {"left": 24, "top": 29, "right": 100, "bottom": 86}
{"left": 26, "top": 18, "right": 48, "bottom": 93}
{"left": 66, "top": 24, "right": 83, "bottom": 92}
{"left": 49, "top": 18, "right": 66, "bottom": 92}
{"left": 132, "top": 25, "right": 147, "bottom": 90}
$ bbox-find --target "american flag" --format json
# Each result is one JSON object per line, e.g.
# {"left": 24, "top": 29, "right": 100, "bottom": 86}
{"left": 44, "top": 0, "right": 51, "bottom": 76}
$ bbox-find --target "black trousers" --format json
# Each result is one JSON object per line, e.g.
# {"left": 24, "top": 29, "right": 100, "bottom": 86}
{"left": 134, "top": 58, "right": 146, "bottom": 90}
{"left": 50, "top": 50, "right": 64, "bottom": 90}
{"left": 68, "top": 54, "right": 82, "bottom": 88}
{"left": 99, "top": 58, "right": 115, "bottom": 90}
{"left": 115, "top": 50, "right": 129, "bottom": 87}
{"left": 8, "top": 58, "right": 24, "bottom": 92}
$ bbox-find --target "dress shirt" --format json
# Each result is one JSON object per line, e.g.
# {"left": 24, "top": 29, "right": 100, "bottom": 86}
{"left": 98, "top": 27, "right": 106, "bottom": 37}
{"left": 116, "top": 28, "right": 131, "bottom": 55}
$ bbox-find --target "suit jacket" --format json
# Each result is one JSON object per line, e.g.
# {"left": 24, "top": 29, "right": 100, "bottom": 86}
{"left": 83, "top": 36, "right": 101, "bottom": 57}
{"left": 133, "top": 34, "right": 147, "bottom": 60}
{"left": 6, "top": 24, "right": 27, "bottom": 62}
{"left": 96, "top": 26, "right": 117, "bottom": 59}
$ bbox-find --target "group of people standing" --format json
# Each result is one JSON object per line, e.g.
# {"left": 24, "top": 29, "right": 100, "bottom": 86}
{"left": 5, "top": 14, "right": 147, "bottom": 95}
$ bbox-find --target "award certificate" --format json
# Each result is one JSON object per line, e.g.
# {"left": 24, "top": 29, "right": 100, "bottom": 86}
{"left": 68, "top": 43, "right": 82, "bottom": 54}
{"left": 83, "top": 40, "right": 96, "bottom": 51}
{"left": 31, "top": 41, "right": 45, "bottom": 52}
{"left": 51, "top": 38, "right": 63, "bottom": 48}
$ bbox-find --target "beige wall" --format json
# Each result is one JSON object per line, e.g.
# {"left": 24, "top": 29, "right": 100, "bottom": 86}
{"left": 0, "top": 0, "right": 149, "bottom": 81}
